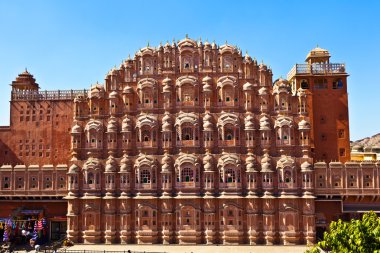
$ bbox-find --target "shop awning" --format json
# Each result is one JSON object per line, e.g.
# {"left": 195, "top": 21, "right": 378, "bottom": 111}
{"left": 343, "top": 203, "right": 380, "bottom": 213}
{"left": 19, "top": 209, "right": 43, "bottom": 215}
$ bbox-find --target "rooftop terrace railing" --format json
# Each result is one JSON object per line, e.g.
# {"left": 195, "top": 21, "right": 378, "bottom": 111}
{"left": 287, "top": 63, "right": 346, "bottom": 80}
{"left": 11, "top": 89, "right": 88, "bottom": 101}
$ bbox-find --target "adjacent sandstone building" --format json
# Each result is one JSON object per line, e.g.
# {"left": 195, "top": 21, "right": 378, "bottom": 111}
{"left": 0, "top": 37, "right": 375, "bottom": 245}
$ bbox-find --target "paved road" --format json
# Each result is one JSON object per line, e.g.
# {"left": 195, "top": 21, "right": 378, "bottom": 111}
{"left": 66, "top": 244, "right": 310, "bottom": 253}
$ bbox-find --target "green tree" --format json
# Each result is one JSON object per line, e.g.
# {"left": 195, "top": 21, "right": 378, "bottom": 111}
{"left": 305, "top": 211, "right": 380, "bottom": 253}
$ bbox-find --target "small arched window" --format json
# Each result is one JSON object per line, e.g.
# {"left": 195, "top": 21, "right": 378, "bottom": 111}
{"left": 140, "top": 169, "right": 151, "bottom": 184}
{"left": 300, "top": 79, "right": 309, "bottom": 89}
{"left": 225, "top": 168, "right": 236, "bottom": 183}
{"left": 181, "top": 123, "right": 193, "bottom": 141}
{"left": 333, "top": 79, "right": 344, "bottom": 89}
{"left": 142, "top": 130, "right": 150, "bottom": 142}
{"left": 88, "top": 172, "right": 94, "bottom": 184}
{"left": 181, "top": 167, "right": 194, "bottom": 182}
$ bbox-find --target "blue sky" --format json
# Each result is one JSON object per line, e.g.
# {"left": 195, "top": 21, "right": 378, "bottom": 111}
{"left": 0, "top": 0, "right": 379, "bottom": 141}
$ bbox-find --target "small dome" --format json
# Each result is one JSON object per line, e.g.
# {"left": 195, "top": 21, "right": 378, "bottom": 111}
{"left": 109, "top": 91, "right": 118, "bottom": 99}
{"left": 203, "top": 152, "right": 213, "bottom": 163}
{"left": 259, "top": 116, "right": 271, "bottom": 130}
{"left": 163, "top": 83, "right": 171, "bottom": 93}
{"left": 203, "top": 83, "right": 212, "bottom": 92}
{"left": 203, "top": 152, "right": 214, "bottom": 171}
{"left": 261, "top": 153, "right": 271, "bottom": 164}
{"left": 120, "top": 154, "right": 131, "bottom": 172}
{"left": 258, "top": 87, "right": 268, "bottom": 95}
{"left": 202, "top": 76, "right": 212, "bottom": 83}
{"left": 107, "top": 118, "right": 118, "bottom": 132}
{"left": 71, "top": 123, "right": 82, "bottom": 134}
{"left": 204, "top": 40, "right": 211, "bottom": 47}
{"left": 162, "top": 153, "right": 172, "bottom": 165}
{"left": 162, "top": 121, "right": 171, "bottom": 131}
{"left": 162, "top": 113, "right": 171, "bottom": 122}
{"left": 123, "top": 85, "right": 133, "bottom": 94}
{"left": 203, "top": 114, "right": 213, "bottom": 131}
{"left": 244, "top": 52, "right": 252, "bottom": 62}
{"left": 162, "top": 163, "right": 170, "bottom": 172}
{"left": 121, "top": 117, "right": 131, "bottom": 132}
{"left": 68, "top": 164, "right": 79, "bottom": 174}
{"left": 273, "top": 78, "right": 290, "bottom": 92}
{"left": 244, "top": 114, "right": 255, "bottom": 130}
{"left": 298, "top": 119, "right": 311, "bottom": 130}
{"left": 259, "top": 62, "right": 267, "bottom": 70}
{"left": 261, "top": 152, "right": 272, "bottom": 172}
{"left": 111, "top": 67, "right": 118, "bottom": 75}
{"left": 301, "top": 161, "right": 313, "bottom": 172}
{"left": 89, "top": 84, "right": 105, "bottom": 98}
{"left": 243, "top": 81, "right": 253, "bottom": 91}
{"left": 212, "top": 41, "right": 217, "bottom": 49}
{"left": 163, "top": 77, "right": 172, "bottom": 84}
{"left": 162, "top": 113, "right": 171, "bottom": 131}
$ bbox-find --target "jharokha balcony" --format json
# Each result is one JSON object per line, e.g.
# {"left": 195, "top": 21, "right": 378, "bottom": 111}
{"left": 287, "top": 63, "right": 346, "bottom": 80}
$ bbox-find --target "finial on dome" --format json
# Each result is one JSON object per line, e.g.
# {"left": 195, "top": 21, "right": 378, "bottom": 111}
{"left": 225, "top": 40, "right": 228, "bottom": 45}
{"left": 147, "top": 41, "right": 150, "bottom": 47}
{"left": 185, "top": 33, "right": 189, "bottom": 39}
{"left": 128, "top": 54, "right": 131, "bottom": 60}
{"left": 199, "top": 36, "right": 202, "bottom": 41}
{"left": 316, "top": 43, "right": 319, "bottom": 48}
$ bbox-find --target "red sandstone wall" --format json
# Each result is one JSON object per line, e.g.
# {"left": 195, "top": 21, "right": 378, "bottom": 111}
{"left": 0, "top": 100, "right": 73, "bottom": 166}
{"left": 0, "top": 201, "right": 67, "bottom": 218}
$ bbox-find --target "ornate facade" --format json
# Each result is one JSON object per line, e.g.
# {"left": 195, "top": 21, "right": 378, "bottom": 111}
{"left": 1, "top": 37, "right": 374, "bottom": 245}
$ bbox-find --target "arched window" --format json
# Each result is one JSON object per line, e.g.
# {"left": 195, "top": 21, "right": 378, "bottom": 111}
{"left": 225, "top": 127, "right": 234, "bottom": 140}
{"left": 142, "top": 89, "right": 152, "bottom": 104}
{"left": 87, "top": 172, "right": 94, "bottom": 184}
{"left": 181, "top": 167, "right": 194, "bottom": 182}
{"left": 181, "top": 123, "right": 193, "bottom": 140}
{"left": 142, "top": 129, "right": 150, "bottom": 142}
{"left": 333, "top": 79, "right": 343, "bottom": 89}
{"left": 300, "top": 79, "right": 309, "bottom": 89}
{"left": 140, "top": 169, "right": 151, "bottom": 184}
{"left": 284, "top": 170, "right": 292, "bottom": 183}
{"left": 223, "top": 86, "right": 234, "bottom": 103}
{"left": 225, "top": 168, "right": 236, "bottom": 183}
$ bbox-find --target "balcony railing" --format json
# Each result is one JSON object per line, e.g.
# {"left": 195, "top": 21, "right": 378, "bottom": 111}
{"left": 287, "top": 63, "right": 346, "bottom": 80}
{"left": 11, "top": 89, "right": 88, "bottom": 101}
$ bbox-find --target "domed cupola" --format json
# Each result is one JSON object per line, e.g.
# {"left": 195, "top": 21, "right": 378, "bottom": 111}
{"left": 161, "top": 152, "right": 172, "bottom": 173}
{"left": 298, "top": 119, "right": 311, "bottom": 130}
{"left": 107, "top": 117, "right": 118, "bottom": 133}
{"left": 244, "top": 114, "right": 255, "bottom": 130}
{"left": 203, "top": 151, "right": 214, "bottom": 171}
{"left": 105, "top": 154, "right": 117, "bottom": 173}
{"left": 261, "top": 152, "right": 273, "bottom": 172}
{"left": 71, "top": 122, "right": 82, "bottom": 134}
{"left": 120, "top": 153, "right": 132, "bottom": 173}
{"left": 162, "top": 112, "right": 172, "bottom": 132}
{"left": 203, "top": 113, "right": 214, "bottom": 131}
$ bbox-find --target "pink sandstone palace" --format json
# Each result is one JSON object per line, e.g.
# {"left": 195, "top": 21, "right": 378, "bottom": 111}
{"left": 0, "top": 36, "right": 376, "bottom": 245}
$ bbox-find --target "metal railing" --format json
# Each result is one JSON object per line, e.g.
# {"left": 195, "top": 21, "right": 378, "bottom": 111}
{"left": 287, "top": 63, "right": 346, "bottom": 80}
{"left": 59, "top": 250, "right": 166, "bottom": 253}
{"left": 11, "top": 89, "right": 88, "bottom": 101}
